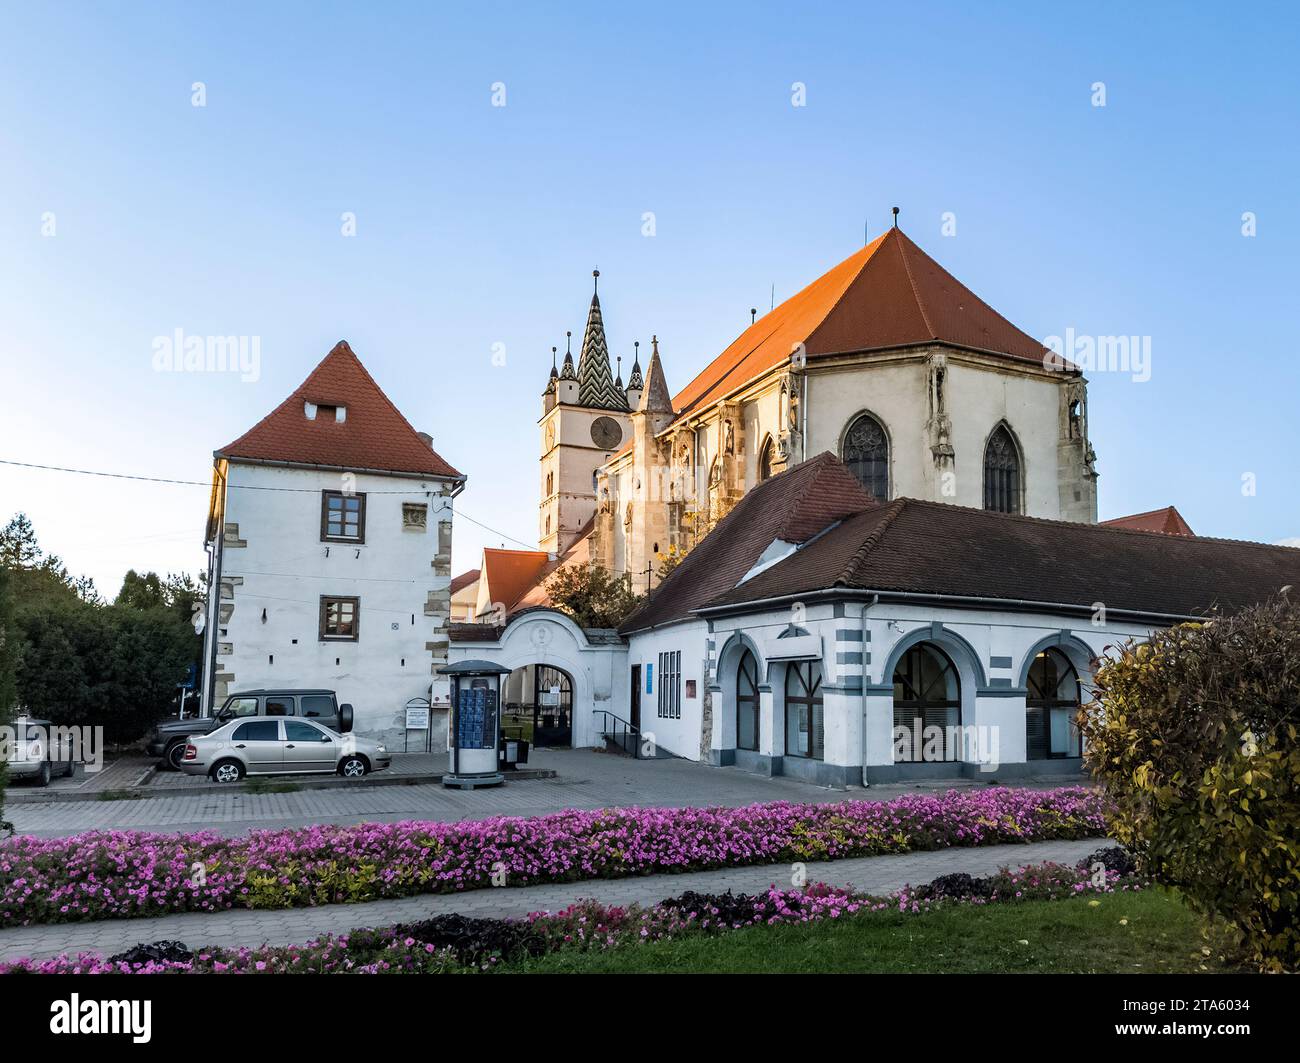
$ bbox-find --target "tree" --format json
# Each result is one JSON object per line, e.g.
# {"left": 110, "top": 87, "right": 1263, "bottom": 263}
{"left": 1080, "top": 595, "right": 1300, "bottom": 972}
{"left": 3, "top": 516, "right": 203, "bottom": 744}
{"left": 544, "top": 564, "right": 643, "bottom": 629}
{"left": 115, "top": 570, "right": 168, "bottom": 610}
{"left": 0, "top": 512, "right": 98, "bottom": 606}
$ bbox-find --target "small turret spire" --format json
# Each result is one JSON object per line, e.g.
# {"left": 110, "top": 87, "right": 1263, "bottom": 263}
{"left": 637, "top": 334, "right": 673, "bottom": 415}
{"left": 559, "top": 330, "right": 576, "bottom": 379}
{"left": 627, "top": 340, "right": 644, "bottom": 390}
{"left": 615, "top": 354, "right": 624, "bottom": 389}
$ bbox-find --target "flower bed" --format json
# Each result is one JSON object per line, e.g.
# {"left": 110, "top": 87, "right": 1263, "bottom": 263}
{"left": 0, "top": 857, "right": 1140, "bottom": 974}
{"left": 0, "top": 785, "right": 1104, "bottom": 928}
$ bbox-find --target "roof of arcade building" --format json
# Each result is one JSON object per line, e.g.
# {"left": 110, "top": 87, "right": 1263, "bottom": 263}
{"left": 621, "top": 454, "right": 1300, "bottom": 632}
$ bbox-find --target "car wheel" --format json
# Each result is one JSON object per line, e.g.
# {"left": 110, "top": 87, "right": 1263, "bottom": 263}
{"left": 165, "top": 741, "right": 188, "bottom": 771}
{"left": 34, "top": 761, "right": 52, "bottom": 787}
{"left": 211, "top": 759, "right": 245, "bottom": 784}
{"left": 339, "top": 755, "right": 368, "bottom": 779}
{"left": 62, "top": 758, "right": 76, "bottom": 778}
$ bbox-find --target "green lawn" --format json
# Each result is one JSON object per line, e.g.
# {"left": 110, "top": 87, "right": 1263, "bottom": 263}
{"left": 508, "top": 889, "right": 1240, "bottom": 974}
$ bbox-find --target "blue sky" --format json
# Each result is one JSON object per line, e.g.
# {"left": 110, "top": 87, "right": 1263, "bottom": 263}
{"left": 2, "top": 1, "right": 1297, "bottom": 595}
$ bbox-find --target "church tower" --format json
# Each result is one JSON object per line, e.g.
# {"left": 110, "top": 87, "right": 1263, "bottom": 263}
{"left": 539, "top": 271, "right": 634, "bottom": 555}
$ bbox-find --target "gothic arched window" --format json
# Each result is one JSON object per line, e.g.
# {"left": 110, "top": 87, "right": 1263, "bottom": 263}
{"left": 842, "top": 414, "right": 889, "bottom": 501}
{"left": 758, "top": 436, "right": 774, "bottom": 482}
{"left": 983, "top": 424, "right": 1022, "bottom": 513}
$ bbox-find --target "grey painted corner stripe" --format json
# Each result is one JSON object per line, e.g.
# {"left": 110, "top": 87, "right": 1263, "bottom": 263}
{"left": 835, "top": 629, "right": 865, "bottom": 641}
{"left": 823, "top": 678, "right": 863, "bottom": 693}
{"left": 990, "top": 655, "right": 1013, "bottom": 669}
{"left": 835, "top": 652, "right": 864, "bottom": 665}
{"left": 988, "top": 677, "right": 1013, "bottom": 687}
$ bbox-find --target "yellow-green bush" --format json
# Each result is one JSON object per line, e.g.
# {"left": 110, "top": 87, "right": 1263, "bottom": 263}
{"left": 1081, "top": 596, "right": 1300, "bottom": 971}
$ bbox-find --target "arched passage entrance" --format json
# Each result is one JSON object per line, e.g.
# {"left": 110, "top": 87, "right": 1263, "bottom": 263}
{"left": 503, "top": 664, "right": 574, "bottom": 746}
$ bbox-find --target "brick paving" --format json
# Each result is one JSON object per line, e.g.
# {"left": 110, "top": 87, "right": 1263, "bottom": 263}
{"left": 4, "top": 749, "right": 1083, "bottom": 839}
{"left": 0, "top": 837, "right": 1106, "bottom": 963}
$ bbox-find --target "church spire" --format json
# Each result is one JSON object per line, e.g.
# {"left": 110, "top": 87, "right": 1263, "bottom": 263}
{"left": 559, "top": 330, "right": 576, "bottom": 380}
{"left": 576, "top": 270, "right": 628, "bottom": 410}
{"left": 636, "top": 335, "right": 673, "bottom": 415}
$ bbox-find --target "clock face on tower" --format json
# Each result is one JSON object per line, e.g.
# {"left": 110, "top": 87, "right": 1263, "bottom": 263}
{"left": 590, "top": 416, "right": 622, "bottom": 450}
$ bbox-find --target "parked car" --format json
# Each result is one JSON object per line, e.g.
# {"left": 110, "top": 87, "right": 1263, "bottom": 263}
{"left": 2, "top": 715, "right": 78, "bottom": 787}
{"left": 147, "top": 689, "right": 354, "bottom": 770}
{"left": 178, "top": 717, "right": 389, "bottom": 783}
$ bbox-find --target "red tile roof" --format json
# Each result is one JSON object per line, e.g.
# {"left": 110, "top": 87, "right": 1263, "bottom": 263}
{"left": 450, "top": 569, "right": 481, "bottom": 595}
{"left": 666, "top": 228, "right": 1057, "bottom": 427}
{"left": 1100, "top": 506, "right": 1195, "bottom": 536}
{"left": 218, "top": 341, "right": 462, "bottom": 478}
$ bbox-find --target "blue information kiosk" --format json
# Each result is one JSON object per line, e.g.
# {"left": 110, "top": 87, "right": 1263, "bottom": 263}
{"left": 437, "top": 660, "right": 509, "bottom": 789}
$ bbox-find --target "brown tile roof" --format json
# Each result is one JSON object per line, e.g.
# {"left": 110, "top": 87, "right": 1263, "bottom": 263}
{"left": 666, "top": 228, "right": 1056, "bottom": 427}
{"left": 1100, "top": 506, "right": 1195, "bottom": 536}
{"left": 703, "top": 494, "right": 1300, "bottom": 621}
{"left": 218, "top": 341, "right": 462, "bottom": 478}
{"left": 619, "top": 453, "right": 875, "bottom": 632}
{"left": 450, "top": 569, "right": 481, "bottom": 595}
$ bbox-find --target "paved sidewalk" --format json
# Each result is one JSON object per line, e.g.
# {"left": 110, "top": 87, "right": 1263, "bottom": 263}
{"left": 6, "top": 748, "right": 1085, "bottom": 839}
{"left": 0, "top": 837, "right": 1106, "bottom": 963}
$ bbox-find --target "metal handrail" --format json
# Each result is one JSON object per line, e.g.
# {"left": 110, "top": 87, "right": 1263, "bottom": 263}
{"left": 592, "top": 709, "right": 641, "bottom": 760}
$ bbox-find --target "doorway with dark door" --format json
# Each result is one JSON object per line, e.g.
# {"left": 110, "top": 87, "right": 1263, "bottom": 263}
{"left": 629, "top": 664, "right": 641, "bottom": 732}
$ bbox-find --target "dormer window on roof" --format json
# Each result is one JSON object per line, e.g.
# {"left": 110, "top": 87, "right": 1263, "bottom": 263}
{"left": 304, "top": 402, "right": 347, "bottom": 422}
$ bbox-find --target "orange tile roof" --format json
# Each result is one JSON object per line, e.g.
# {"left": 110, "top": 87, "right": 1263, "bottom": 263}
{"left": 510, "top": 519, "right": 596, "bottom": 612}
{"left": 667, "top": 227, "right": 1056, "bottom": 427}
{"left": 478, "top": 548, "right": 551, "bottom": 616}
{"left": 219, "top": 341, "right": 462, "bottom": 478}
{"left": 1100, "top": 506, "right": 1195, "bottom": 536}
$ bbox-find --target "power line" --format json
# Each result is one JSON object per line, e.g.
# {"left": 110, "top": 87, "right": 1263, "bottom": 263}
{"left": 0, "top": 456, "right": 540, "bottom": 552}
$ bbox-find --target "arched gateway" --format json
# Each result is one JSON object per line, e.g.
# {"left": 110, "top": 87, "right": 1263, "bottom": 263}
{"left": 447, "top": 607, "right": 629, "bottom": 751}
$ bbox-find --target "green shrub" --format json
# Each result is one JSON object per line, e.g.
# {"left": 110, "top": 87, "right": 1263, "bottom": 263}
{"left": 1081, "top": 595, "right": 1300, "bottom": 971}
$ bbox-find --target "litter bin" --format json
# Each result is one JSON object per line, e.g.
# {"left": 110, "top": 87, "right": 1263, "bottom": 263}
{"left": 498, "top": 736, "right": 530, "bottom": 770}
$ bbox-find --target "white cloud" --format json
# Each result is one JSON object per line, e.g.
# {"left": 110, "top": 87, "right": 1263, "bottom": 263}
{"left": 1276, "top": 537, "right": 1300, "bottom": 549}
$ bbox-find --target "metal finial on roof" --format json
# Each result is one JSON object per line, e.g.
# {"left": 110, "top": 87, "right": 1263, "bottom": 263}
{"left": 651, "top": 334, "right": 659, "bottom": 356}
{"left": 566, "top": 330, "right": 572, "bottom": 354}
{"left": 593, "top": 268, "right": 599, "bottom": 295}
{"left": 751, "top": 307, "right": 757, "bottom": 325}
{"left": 892, "top": 206, "right": 899, "bottom": 228}
{"left": 615, "top": 354, "right": 623, "bottom": 389}
{"left": 627, "top": 340, "right": 644, "bottom": 390}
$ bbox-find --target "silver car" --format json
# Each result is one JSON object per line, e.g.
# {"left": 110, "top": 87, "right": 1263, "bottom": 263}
{"left": 178, "top": 717, "right": 391, "bottom": 783}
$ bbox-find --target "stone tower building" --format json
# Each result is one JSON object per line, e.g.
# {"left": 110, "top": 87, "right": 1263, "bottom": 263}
{"left": 538, "top": 271, "right": 640, "bottom": 555}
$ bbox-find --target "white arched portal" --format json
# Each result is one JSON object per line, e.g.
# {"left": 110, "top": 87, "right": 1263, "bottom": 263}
{"left": 448, "top": 608, "right": 628, "bottom": 749}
